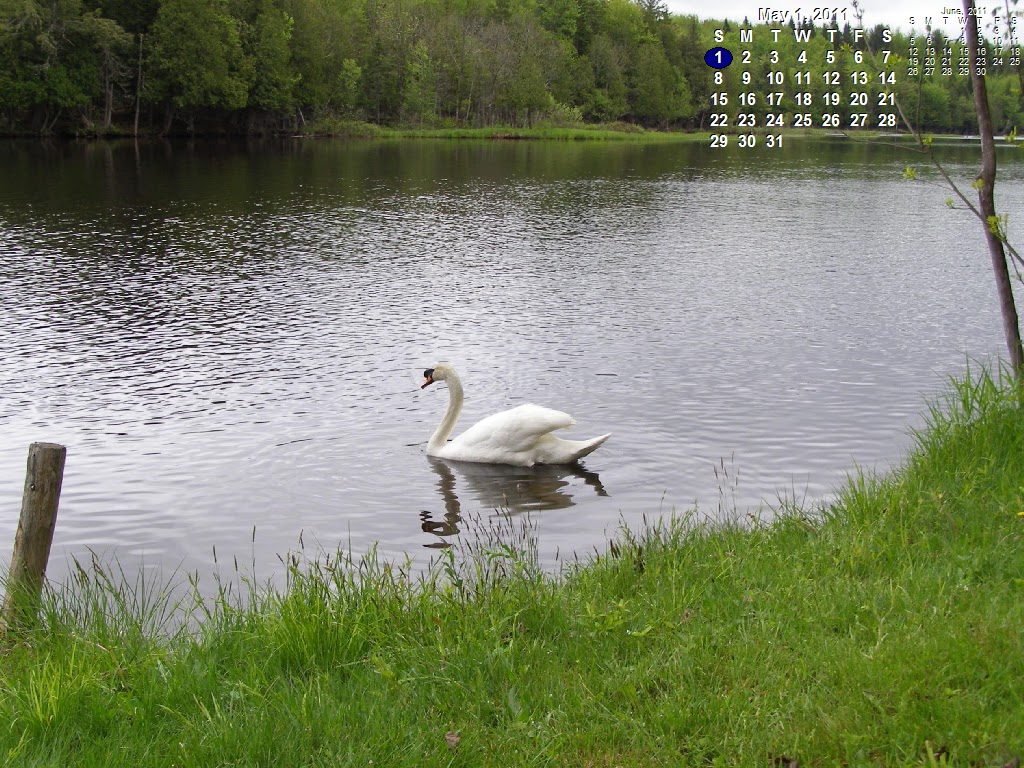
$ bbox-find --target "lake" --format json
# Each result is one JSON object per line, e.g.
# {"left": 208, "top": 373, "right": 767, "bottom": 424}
{"left": 0, "top": 137, "right": 1019, "bottom": 587}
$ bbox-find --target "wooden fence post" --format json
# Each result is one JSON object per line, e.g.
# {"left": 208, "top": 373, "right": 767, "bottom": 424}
{"left": 1, "top": 442, "right": 66, "bottom": 633}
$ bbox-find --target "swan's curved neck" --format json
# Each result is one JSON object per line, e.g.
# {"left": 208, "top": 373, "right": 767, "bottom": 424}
{"left": 428, "top": 372, "right": 464, "bottom": 453}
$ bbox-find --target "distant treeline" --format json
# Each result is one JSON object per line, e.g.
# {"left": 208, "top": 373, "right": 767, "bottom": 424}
{"left": 1, "top": 0, "right": 1022, "bottom": 136}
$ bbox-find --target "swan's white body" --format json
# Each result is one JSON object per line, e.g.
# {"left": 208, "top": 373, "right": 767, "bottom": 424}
{"left": 421, "top": 363, "right": 610, "bottom": 466}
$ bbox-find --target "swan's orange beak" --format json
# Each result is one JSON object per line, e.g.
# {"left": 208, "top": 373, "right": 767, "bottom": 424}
{"left": 421, "top": 372, "right": 435, "bottom": 389}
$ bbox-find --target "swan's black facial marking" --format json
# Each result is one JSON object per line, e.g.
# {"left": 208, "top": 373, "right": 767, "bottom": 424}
{"left": 421, "top": 368, "right": 435, "bottom": 389}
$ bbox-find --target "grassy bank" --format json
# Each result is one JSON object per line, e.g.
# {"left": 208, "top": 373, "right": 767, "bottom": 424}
{"left": 388, "top": 125, "right": 704, "bottom": 141}
{"left": 2, "top": 370, "right": 1023, "bottom": 766}
{"left": 302, "top": 118, "right": 705, "bottom": 142}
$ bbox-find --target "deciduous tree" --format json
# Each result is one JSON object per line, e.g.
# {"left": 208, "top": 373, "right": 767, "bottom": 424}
{"left": 963, "top": 0, "right": 1023, "bottom": 374}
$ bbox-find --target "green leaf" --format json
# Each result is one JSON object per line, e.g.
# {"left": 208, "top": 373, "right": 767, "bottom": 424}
{"left": 987, "top": 214, "right": 1009, "bottom": 239}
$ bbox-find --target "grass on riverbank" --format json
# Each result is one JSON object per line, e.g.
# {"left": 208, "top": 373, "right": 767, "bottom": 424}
{"left": 1, "top": 369, "right": 1023, "bottom": 766}
{"left": 303, "top": 117, "right": 705, "bottom": 141}
{"left": 388, "top": 125, "right": 702, "bottom": 141}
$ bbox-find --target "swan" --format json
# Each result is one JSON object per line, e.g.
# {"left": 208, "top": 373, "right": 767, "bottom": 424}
{"left": 420, "top": 363, "right": 610, "bottom": 466}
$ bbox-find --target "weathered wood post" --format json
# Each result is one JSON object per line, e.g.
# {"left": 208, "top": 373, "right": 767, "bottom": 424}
{"left": 1, "top": 443, "right": 66, "bottom": 633}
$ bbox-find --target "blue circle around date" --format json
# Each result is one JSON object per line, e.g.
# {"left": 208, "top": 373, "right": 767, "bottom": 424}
{"left": 704, "top": 47, "right": 733, "bottom": 69}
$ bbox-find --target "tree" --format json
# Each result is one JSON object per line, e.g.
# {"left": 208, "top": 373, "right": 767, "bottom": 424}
{"left": 485, "top": 14, "right": 558, "bottom": 126}
{"left": 334, "top": 58, "right": 361, "bottom": 114}
{"left": 536, "top": 0, "right": 576, "bottom": 43}
{"left": 0, "top": 0, "right": 129, "bottom": 131}
{"left": 3, "top": 0, "right": 765, "bottom": 133}
{"left": 147, "top": 0, "right": 252, "bottom": 129}
{"left": 674, "top": 15, "right": 710, "bottom": 127}
{"left": 79, "top": 12, "right": 133, "bottom": 129}
{"left": 963, "top": 0, "right": 1023, "bottom": 374}
{"left": 89, "top": 0, "right": 157, "bottom": 33}
{"left": 360, "top": 0, "right": 417, "bottom": 123}
{"left": 571, "top": 0, "right": 603, "bottom": 55}
{"left": 504, "top": 55, "right": 547, "bottom": 124}
{"left": 402, "top": 39, "right": 435, "bottom": 124}
{"left": 247, "top": 0, "right": 299, "bottom": 112}
{"left": 585, "top": 31, "right": 626, "bottom": 120}
{"left": 631, "top": 41, "right": 690, "bottom": 126}
{"left": 918, "top": 81, "right": 951, "bottom": 131}
{"left": 849, "top": 0, "right": 1023, "bottom": 375}
{"left": 0, "top": 0, "right": 48, "bottom": 124}
{"left": 280, "top": 0, "right": 347, "bottom": 113}
{"left": 421, "top": 11, "right": 478, "bottom": 123}
{"left": 986, "top": 75, "right": 1024, "bottom": 133}
{"left": 601, "top": 0, "right": 647, "bottom": 51}
{"left": 85, "top": 0, "right": 155, "bottom": 134}
{"left": 635, "top": 0, "right": 666, "bottom": 30}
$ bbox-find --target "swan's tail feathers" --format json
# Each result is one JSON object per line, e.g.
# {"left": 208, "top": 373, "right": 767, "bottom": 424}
{"left": 570, "top": 433, "right": 611, "bottom": 461}
{"left": 533, "top": 432, "right": 610, "bottom": 464}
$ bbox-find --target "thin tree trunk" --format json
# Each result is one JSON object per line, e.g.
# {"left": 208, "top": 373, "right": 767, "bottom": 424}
{"left": 965, "top": 0, "right": 1024, "bottom": 376}
{"left": 42, "top": 109, "right": 61, "bottom": 133}
{"left": 103, "top": 77, "right": 113, "bottom": 131}
{"left": 133, "top": 34, "right": 144, "bottom": 136}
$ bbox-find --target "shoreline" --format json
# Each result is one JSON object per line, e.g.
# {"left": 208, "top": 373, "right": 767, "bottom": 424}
{"left": 1, "top": 369, "right": 1021, "bottom": 764}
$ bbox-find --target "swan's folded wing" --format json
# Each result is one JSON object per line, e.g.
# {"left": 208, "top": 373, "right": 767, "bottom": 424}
{"left": 455, "top": 403, "right": 576, "bottom": 454}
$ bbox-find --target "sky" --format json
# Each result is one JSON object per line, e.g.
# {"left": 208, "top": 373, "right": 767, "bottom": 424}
{"left": 661, "top": 1, "right": 984, "bottom": 38}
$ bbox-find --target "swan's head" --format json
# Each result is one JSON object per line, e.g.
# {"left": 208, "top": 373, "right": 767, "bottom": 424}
{"left": 421, "top": 362, "right": 454, "bottom": 389}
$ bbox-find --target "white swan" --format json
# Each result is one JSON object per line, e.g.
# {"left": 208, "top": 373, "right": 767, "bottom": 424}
{"left": 420, "top": 363, "right": 610, "bottom": 466}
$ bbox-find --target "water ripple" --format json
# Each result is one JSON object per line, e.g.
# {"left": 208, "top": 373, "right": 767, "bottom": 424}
{"left": 0, "top": 140, "right": 1016, "bottom": 584}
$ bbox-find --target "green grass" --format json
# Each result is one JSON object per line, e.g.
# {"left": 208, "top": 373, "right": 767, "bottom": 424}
{"left": 2, "top": 368, "right": 1023, "bottom": 766}
{"left": 301, "top": 118, "right": 705, "bottom": 142}
{"left": 386, "top": 124, "right": 704, "bottom": 141}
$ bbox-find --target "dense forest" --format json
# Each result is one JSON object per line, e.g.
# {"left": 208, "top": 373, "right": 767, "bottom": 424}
{"left": 1, "top": 0, "right": 1023, "bottom": 136}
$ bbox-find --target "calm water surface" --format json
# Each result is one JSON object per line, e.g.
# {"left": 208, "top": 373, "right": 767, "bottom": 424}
{"left": 0, "top": 138, "right": 1019, "bottom": 586}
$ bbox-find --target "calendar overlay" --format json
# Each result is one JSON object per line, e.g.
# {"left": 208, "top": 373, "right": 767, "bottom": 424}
{"left": 703, "top": 6, "right": 1021, "bottom": 148}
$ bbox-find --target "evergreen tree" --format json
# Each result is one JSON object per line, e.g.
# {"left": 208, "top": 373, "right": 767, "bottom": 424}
{"left": 631, "top": 41, "right": 689, "bottom": 126}
{"left": 147, "top": 0, "right": 252, "bottom": 125}
{"left": 537, "top": 0, "right": 576, "bottom": 43}
{"left": 247, "top": 0, "right": 298, "bottom": 111}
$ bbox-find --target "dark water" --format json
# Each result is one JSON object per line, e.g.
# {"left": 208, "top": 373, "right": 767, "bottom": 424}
{"left": 0, "top": 137, "right": 1018, "bottom": 585}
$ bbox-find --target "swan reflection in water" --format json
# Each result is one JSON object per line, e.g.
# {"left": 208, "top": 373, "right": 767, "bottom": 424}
{"left": 420, "top": 457, "right": 609, "bottom": 549}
